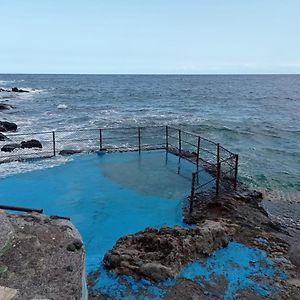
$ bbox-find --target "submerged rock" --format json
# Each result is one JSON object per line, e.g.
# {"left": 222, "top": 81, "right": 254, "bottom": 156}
{"left": 0, "top": 121, "right": 17, "bottom": 132}
{"left": 0, "top": 103, "right": 14, "bottom": 110}
{"left": 103, "top": 220, "right": 235, "bottom": 282}
{"left": 0, "top": 133, "right": 9, "bottom": 141}
{"left": 59, "top": 149, "right": 82, "bottom": 156}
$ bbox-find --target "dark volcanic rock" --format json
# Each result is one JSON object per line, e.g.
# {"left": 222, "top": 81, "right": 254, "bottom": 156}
{"left": 0, "top": 121, "right": 17, "bottom": 132}
{"left": 0, "top": 132, "right": 8, "bottom": 141}
{"left": 59, "top": 149, "right": 82, "bottom": 155}
{"left": 1, "top": 143, "right": 21, "bottom": 152}
{"left": 0, "top": 103, "right": 14, "bottom": 110}
{"left": 12, "top": 87, "right": 29, "bottom": 93}
{"left": 21, "top": 139, "right": 42, "bottom": 149}
{"left": 103, "top": 220, "right": 235, "bottom": 282}
{"left": 0, "top": 88, "right": 11, "bottom": 92}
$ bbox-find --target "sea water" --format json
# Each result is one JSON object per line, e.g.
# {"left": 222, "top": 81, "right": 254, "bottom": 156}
{"left": 0, "top": 74, "right": 299, "bottom": 191}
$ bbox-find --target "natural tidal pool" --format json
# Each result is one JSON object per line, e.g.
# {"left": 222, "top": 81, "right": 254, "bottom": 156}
{"left": 0, "top": 150, "right": 287, "bottom": 299}
{"left": 0, "top": 150, "right": 202, "bottom": 273}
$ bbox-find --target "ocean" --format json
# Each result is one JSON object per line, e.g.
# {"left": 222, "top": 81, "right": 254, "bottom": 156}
{"left": 0, "top": 74, "right": 299, "bottom": 191}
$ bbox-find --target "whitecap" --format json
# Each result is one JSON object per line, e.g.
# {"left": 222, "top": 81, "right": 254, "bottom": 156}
{"left": 57, "top": 104, "right": 68, "bottom": 109}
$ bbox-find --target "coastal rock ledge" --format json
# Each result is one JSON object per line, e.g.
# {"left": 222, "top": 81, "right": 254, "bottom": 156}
{"left": 0, "top": 210, "right": 86, "bottom": 300}
{"left": 104, "top": 220, "right": 236, "bottom": 282}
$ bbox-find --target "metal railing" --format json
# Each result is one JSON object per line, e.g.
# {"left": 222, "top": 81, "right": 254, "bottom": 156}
{"left": 0, "top": 125, "right": 238, "bottom": 212}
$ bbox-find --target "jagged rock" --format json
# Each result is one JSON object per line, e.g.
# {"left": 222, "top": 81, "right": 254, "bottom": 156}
{"left": 21, "top": 139, "right": 42, "bottom": 149}
{"left": 1, "top": 143, "right": 21, "bottom": 152}
{"left": 0, "top": 121, "right": 17, "bottom": 132}
{"left": 11, "top": 87, "right": 29, "bottom": 93}
{"left": 103, "top": 220, "right": 234, "bottom": 282}
{"left": 59, "top": 149, "right": 82, "bottom": 155}
{"left": 0, "top": 103, "right": 14, "bottom": 110}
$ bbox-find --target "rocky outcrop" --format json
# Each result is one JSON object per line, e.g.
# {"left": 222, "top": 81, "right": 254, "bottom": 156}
{"left": 11, "top": 87, "right": 29, "bottom": 93}
{"left": 0, "top": 210, "right": 85, "bottom": 300}
{"left": 103, "top": 220, "right": 235, "bottom": 282}
{"left": 1, "top": 143, "right": 21, "bottom": 152}
{"left": 1, "top": 140, "right": 42, "bottom": 152}
{"left": 0, "top": 121, "right": 17, "bottom": 132}
{"left": 20, "top": 139, "right": 42, "bottom": 149}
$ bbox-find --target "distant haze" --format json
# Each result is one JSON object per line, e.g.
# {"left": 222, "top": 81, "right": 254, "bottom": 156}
{"left": 1, "top": 0, "right": 300, "bottom": 74}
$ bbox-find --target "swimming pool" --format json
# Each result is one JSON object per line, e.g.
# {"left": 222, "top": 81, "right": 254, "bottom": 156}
{"left": 0, "top": 150, "right": 203, "bottom": 273}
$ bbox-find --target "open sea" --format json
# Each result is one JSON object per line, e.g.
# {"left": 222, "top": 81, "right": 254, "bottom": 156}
{"left": 0, "top": 74, "right": 299, "bottom": 192}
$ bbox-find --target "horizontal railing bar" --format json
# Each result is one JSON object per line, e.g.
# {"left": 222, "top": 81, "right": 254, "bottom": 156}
{"left": 0, "top": 204, "right": 43, "bottom": 213}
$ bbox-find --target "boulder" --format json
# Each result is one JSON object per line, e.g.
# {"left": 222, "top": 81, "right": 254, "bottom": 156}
{"left": 103, "top": 220, "right": 235, "bottom": 281}
{"left": 0, "top": 121, "right": 17, "bottom": 132}
{"left": 1, "top": 143, "right": 21, "bottom": 152}
{"left": 20, "top": 139, "right": 42, "bottom": 149}
{"left": 11, "top": 87, "right": 29, "bottom": 93}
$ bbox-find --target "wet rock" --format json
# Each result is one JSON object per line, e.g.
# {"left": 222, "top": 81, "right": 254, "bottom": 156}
{"left": 0, "top": 121, "right": 17, "bottom": 132}
{"left": 0, "top": 103, "right": 14, "bottom": 110}
{"left": 59, "top": 149, "right": 82, "bottom": 156}
{"left": 11, "top": 87, "right": 29, "bottom": 93}
{"left": 1, "top": 143, "right": 21, "bottom": 152}
{"left": 0, "top": 88, "right": 11, "bottom": 92}
{"left": 20, "top": 139, "right": 42, "bottom": 149}
{"left": 0, "top": 133, "right": 8, "bottom": 141}
{"left": 103, "top": 220, "right": 234, "bottom": 281}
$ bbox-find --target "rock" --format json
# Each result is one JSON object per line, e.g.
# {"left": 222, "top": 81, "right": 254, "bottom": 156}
{"left": 0, "top": 121, "right": 17, "bottom": 132}
{"left": 139, "top": 263, "right": 175, "bottom": 282}
{"left": 103, "top": 220, "right": 234, "bottom": 281}
{"left": 1, "top": 143, "right": 21, "bottom": 152}
{"left": 20, "top": 139, "right": 42, "bottom": 149}
{"left": 0, "top": 133, "right": 8, "bottom": 141}
{"left": 0, "top": 88, "right": 11, "bottom": 92}
{"left": 0, "top": 103, "right": 14, "bottom": 110}
{"left": 59, "top": 149, "right": 82, "bottom": 156}
{"left": 289, "top": 243, "right": 300, "bottom": 266}
{"left": 67, "top": 239, "right": 83, "bottom": 252}
{"left": 11, "top": 87, "right": 29, "bottom": 93}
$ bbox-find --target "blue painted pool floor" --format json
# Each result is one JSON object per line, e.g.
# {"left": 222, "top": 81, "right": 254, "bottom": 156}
{"left": 0, "top": 151, "right": 288, "bottom": 299}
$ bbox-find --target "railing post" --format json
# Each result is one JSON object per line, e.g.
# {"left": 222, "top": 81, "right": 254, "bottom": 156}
{"left": 217, "top": 143, "right": 220, "bottom": 163}
{"left": 189, "top": 172, "right": 196, "bottom": 214}
{"left": 99, "top": 129, "right": 103, "bottom": 151}
{"left": 178, "top": 129, "right": 182, "bottom": 155}
{"left": 138, "top": 127, "right": 141, "bottom": 153}
{"left": 165, "top": 126, "right": 169, "bottom": 151}
{"left": 216, "top": 162, "right": 221, "bottom": 197}
{"left": 196, "top": 136, "right": 200, "bottom": 169}
{"left": 52, "top": 131, "right": 56, "bottom": 156}
{"left": 234, "top": 154, "right": 238, "bottom": 190}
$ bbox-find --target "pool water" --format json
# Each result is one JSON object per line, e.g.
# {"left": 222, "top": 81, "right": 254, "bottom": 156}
{"left": 0, "top": 150, "right": 287, "bottom": 299}
{"left": 0, "top": 150, "right": 204, "bottom": 273}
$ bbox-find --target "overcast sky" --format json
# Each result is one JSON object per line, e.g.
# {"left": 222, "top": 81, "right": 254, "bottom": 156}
{"left": 1, "top": 0, "right": 300, "bottom": 74}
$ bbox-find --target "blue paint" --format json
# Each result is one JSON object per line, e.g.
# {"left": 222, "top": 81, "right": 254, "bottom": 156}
{"left": 179, "top": 241, "right": 288, "bottom": 299}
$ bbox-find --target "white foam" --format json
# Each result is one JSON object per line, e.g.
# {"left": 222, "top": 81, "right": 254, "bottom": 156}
{"left": 57, "top": 104, "right": 68, "bottom": 109}
{"left": 0, "top": 155, "right": 72, "bottom": 178}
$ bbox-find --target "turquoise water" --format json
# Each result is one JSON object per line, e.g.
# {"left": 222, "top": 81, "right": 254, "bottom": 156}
{"left": 0, "top": 150, "right": 287, "bottom": 299}
{"left": 0, "top": 150, "right": 202, "bottom": 272}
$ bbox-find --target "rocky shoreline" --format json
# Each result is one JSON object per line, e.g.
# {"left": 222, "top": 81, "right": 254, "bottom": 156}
{"left": 89, "top": 187, "right": 300, "bottom": 299}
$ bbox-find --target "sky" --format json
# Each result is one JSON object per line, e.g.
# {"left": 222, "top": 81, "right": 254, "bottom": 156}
{"left": 0, "top": 0, "right": 300, "bottom": 74}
